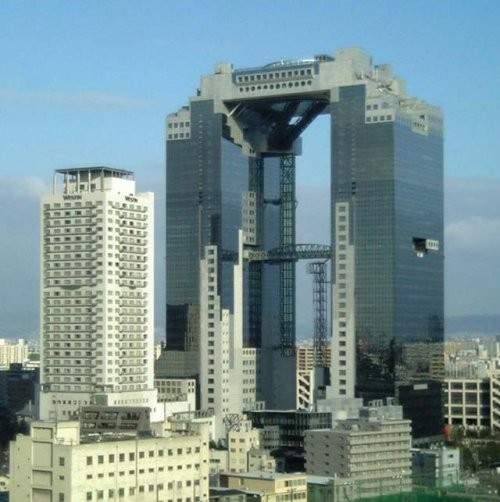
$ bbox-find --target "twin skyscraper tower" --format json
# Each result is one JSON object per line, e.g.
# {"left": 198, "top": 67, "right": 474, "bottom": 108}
{"left": 165, "top": 47, "right": 444, "bottom": 438}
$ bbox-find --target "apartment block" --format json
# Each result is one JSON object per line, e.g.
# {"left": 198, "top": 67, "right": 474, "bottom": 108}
{"left": 305, "top": 402, "right": 412, "bottom": 498}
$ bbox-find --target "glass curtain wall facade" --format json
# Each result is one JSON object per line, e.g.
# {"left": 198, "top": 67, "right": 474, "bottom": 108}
{"left": 167, "top": 50, "right": 443, "bottom": 432}
{"left": 331, "top": 85, "right": 444, "bottom": 436}
{"left": 166, "top": 100, "right": 249, "bottom": 352}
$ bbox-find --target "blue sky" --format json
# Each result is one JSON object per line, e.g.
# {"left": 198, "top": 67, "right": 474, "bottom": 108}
{"left": 0, "top": 1, "right": 499, "bottom": 338}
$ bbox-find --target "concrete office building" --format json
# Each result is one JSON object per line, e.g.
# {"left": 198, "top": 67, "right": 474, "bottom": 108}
{"left": 39, "top": 167, "right": 160, "bottom": 421}
{"left": 305, "top": 401, "right": 412, "bottom": 498}
{"left": 166, "top": 48, "right": 443, "bottom": 435}
{"left": 444, "top": 377, "right": 490, "bottom": 431}
{"left": 10, "top": 419, "right": 210, "bottom": 502}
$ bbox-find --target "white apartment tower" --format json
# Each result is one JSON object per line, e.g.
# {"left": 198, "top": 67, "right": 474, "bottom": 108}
{"left": 40, "top": 167, "right": 159, "bottom": 420}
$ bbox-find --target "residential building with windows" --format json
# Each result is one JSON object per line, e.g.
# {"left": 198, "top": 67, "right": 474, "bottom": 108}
{"left": 39, "top": 167, "right": 160, "bottom": 421}
{"left": 305, "top": 401, "right": 412, "bottom": 498}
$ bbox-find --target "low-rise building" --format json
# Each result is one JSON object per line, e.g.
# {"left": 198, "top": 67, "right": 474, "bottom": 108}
{"left": 490, "top": 363, "right": 500, "bottom": 433}
{"left": 227, "top": 419, "right": 260, "bottom": 473}
{"left": 10, "top": 416, "right": 210, "bottom": 502}
{"left": 220, "top": 471, "right": 307, "bottom": 501}
{"left": 444, "top": 377, "right": 490, "bottom": 431}
{"left": 305, "top": 401, "right": 412, "bottom": 498}
{"left": 411, "top": 447, "right": 460, "bottom": 488}
{"left": 0, "top": 363, "right": 39, "bottom": 413}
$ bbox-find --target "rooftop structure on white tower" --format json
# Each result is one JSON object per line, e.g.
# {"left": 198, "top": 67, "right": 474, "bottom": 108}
{"left": 39, "top": 167, "right": 161, "bottom": 421}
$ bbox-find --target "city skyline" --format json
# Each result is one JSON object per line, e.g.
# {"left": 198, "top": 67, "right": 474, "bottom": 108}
{"left": 1, "top": 1, "right": 499, "bottom": 340}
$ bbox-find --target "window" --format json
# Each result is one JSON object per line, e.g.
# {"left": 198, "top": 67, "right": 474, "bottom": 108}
{"left": 98, "top": 455, "right": 104, "bottom": 464}
{"left": 59, "top": 457, "right": 65, "bottom": 466}
{"left": 86, "top": 493, "right": 92, "bottom": 501}
{"left": 59, "top": 494, "right": 65, "bottom": 502}
{"left": 86, "top": 456, "right": 93, "bottom": 466}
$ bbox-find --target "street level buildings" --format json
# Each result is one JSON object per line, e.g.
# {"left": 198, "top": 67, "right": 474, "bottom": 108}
{"left": 165, "top": 47, "right": 443, "bottom": 437}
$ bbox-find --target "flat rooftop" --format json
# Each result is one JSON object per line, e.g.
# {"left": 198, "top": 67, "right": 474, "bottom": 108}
{"left": 55, "top": 166, "right": 134, "bottom": 179}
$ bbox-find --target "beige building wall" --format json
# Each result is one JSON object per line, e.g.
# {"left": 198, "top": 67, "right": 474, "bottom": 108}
{"left": 227, "top": 422, "right": 260, "bottom": 473}
{"left": 10, "top": 420, "right": 210, "bottom": 502}
{"left": 220, "top": 472, "right": 307, "bottom": 501}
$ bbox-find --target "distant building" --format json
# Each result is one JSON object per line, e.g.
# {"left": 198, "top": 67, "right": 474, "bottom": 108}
{"left": 490, "top": 362, "right": 500, "bottom": 433}
{"left": 10, "top": 418, "right": 210, "bottom": 502}
{"left": 0, "top": 363, "right": 38, "bottom": 413}
{"left": 296, "top": 344, "right": 332, "bottom": 408}
{"left": 411, "top": 447, "right": 460, "bottom": 488}
{"left": 0, "top": 338, "right": 28, "bottom": 368}
{"left": 296, "top": 344, "right": 331, "bottom": 371}
{"left": 305, "top": 401, "right": 412, "bottom": 498}
{"left": 155, "top": 377, "right": 196, "bottom": 408}
{"left": 444, "top": 377, "right": 490, "bottom": 431}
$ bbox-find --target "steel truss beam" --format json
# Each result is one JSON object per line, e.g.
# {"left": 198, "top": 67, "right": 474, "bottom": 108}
{"left": 279, "top": 153, "right": 296, "bottom": 356}
{"left": 307, "top": 261, "right": 329, "bottom": 367}
{"left": 248, "top": 157, "right": 264, "bottom": 347}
